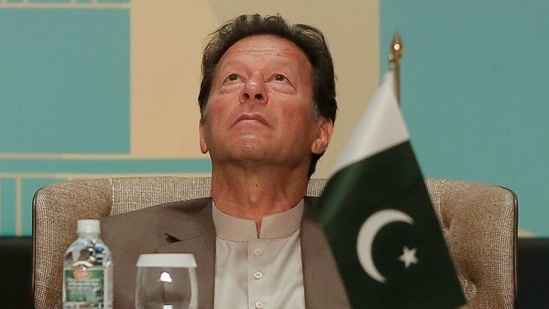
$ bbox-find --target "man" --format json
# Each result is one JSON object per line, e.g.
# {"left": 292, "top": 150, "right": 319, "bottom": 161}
{"left": 101, "top": 14, "right": 350, "bottom": 309}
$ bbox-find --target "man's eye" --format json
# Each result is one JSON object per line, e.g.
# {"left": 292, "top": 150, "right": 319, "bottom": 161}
{"left": 227, "top": 74, "right": 239, "bottom": 81}
{"left": 274, "top": 74, "right": 286, "bottom": 81}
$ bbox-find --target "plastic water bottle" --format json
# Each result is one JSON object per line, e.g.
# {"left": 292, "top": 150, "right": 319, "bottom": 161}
{"left": 63, "top": 219, "right": 113, "bottom": 309}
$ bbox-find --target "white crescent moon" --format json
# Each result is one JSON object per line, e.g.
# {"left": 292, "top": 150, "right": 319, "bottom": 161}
{"left": 356, "top": 209, "right": 414, "bottom": 283}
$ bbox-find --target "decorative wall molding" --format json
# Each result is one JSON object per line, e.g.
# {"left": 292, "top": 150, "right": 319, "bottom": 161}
{"left": 0, "top": 0, "right": 130, "bottom": 9}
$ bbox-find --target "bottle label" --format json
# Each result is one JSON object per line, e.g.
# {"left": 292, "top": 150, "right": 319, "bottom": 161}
{"left": 63, "top": 266, "right": 106, "bottom": 308}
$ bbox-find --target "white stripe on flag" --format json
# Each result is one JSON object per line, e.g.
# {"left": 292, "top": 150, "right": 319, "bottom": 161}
{"left": 330, "top": 72, "right": 409, "bottom": 176}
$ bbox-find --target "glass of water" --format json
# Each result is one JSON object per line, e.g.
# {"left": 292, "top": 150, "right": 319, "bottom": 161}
{"left": 135, "top": 253, "right": 198, "bottom": 309}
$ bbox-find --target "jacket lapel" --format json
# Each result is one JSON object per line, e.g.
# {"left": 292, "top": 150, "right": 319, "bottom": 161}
{"left": 155, "top": 200, "right": 216, "bottom": 309}
{"left": 301, "top": 198, "right": 350, "bottom": 308}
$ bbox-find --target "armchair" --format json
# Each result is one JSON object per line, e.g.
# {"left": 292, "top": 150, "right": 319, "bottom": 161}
{"left": 32, "top": 177, "right": 517, "bottom": 308}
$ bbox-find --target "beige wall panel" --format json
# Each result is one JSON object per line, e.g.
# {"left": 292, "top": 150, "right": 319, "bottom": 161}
{"left": 131, "top": 0, "right": 218, "bottom": 158}
{"left": 131, "top": 0, "right": 379, "bottom": 178}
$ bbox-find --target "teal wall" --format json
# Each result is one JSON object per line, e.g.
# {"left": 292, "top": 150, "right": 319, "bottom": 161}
{"left": 1, "top": 9, "right": 130, "bottom": 153}
{"left": 0, "top": 2, "right": 211, "bottom": 236}
{"left": 381, "top": 1, "right": 549, "bottom": 236}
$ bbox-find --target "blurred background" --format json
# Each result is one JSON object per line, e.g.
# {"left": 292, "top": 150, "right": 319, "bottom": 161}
{"left": 1, "top": 0, "right": 547, "bottom": 238}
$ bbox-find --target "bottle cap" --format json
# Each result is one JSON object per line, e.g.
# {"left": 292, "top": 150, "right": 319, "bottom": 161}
{"left": 77, "top": 219, "right": 101, "bottom": 234}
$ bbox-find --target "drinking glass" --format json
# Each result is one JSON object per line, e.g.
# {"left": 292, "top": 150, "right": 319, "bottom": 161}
{"left": 135, "top": 253, "right": 198, "bottom": 309}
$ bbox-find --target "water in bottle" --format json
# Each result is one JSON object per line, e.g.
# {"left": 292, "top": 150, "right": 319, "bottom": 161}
{"left": 63, "top": 219, "right": 113, "bottom": 309}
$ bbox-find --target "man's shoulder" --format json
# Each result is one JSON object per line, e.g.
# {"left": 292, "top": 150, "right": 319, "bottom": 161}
{"left": 100, "top": 197, "right": 214, "bottom": 252}
{"left": 305, "top": 196, "right": 319, "bottom": 203}
{"left": 304, "top": 195, "right": 320, "bottom": 209}
{"left": 303, "top": 196, "right": 321, "bottom": 222}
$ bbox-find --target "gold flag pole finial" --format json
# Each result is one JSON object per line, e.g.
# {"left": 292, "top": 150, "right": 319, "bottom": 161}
{"left": 389, "top": 31, "right": 403, "bottom": 105}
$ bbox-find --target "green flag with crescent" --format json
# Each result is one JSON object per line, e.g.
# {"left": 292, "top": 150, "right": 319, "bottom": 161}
{"left": 317, "top": 72, "right": 466, "bottom": 308}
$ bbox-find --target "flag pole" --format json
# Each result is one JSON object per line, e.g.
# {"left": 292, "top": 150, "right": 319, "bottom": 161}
{"left": 389, "top": 31, "right": 403, "bottom": 105}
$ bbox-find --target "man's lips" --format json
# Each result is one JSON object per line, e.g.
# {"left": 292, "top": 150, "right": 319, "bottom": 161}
{"left": 233, "top": 113, "right": 270, "bottom": 127}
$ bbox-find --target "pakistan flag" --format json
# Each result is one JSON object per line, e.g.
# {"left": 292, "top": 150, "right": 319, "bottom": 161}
{"left": 318, "top": 72, "right": 466, "bottom": 308}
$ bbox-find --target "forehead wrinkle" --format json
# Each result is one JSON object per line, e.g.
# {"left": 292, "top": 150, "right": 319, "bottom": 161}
{"left": 217, "top": 35, "right": 311, "bottom": 74}
{"left": 217, "top": 56, "right": 306, "bottom": 78}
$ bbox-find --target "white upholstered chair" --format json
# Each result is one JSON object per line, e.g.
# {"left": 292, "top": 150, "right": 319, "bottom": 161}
{"left": 32, "top": 177, "right": 517, "bottom": 308}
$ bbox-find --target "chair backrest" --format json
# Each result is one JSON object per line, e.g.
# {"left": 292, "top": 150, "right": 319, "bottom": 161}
{"left": 32, "top": 177, "right": 517, "bottom": 309}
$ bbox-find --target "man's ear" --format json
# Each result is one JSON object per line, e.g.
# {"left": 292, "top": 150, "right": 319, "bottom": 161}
{"left": 311, "top": 117, "right": 333, "bottom": 155}
{"left": 199, "top": 120, "right": 209, "bottom": 154}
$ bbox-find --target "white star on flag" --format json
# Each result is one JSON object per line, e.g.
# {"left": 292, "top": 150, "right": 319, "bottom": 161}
{"left": 399, "top": 246, "right": 418, "bottom": 268}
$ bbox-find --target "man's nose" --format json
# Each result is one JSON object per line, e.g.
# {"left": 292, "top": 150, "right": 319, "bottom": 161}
{"left": 240, "top": 74, "right": 267, "bottom": 104}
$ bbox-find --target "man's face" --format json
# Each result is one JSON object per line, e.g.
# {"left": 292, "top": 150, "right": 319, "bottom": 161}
{"left": 199, "top": 34, "right": 332, "bottom": 170}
